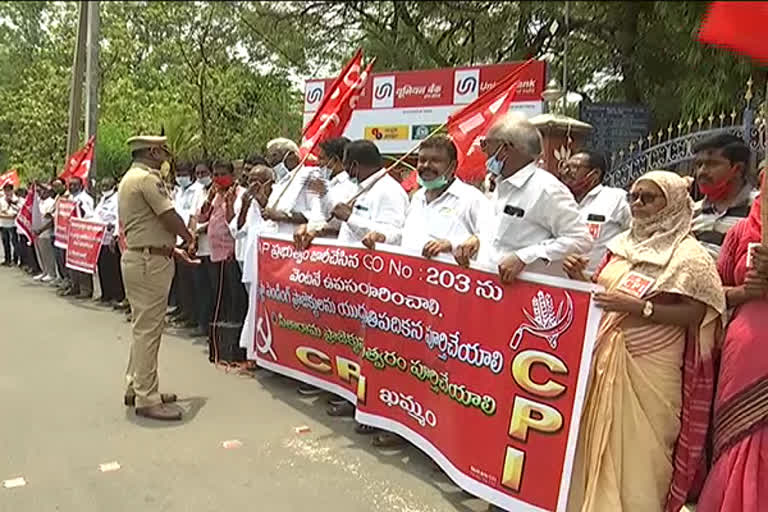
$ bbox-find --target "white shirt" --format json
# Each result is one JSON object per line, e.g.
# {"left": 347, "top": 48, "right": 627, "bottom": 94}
{"left": 228, "top": 188, "right": 249, "bottom": 263}
{"left": 72, "top": 190, "right": 94, "bottom": 218}
{"left": 337, "top": 170, "right": 409, "bottom": 244}
{"left": 577, "top": 185, "right": 632, "bottom": 272}
{"left": 94, "top": 190, "right": 119, "bottom": 244}
{"left": 478, "top": 163, "right": 592, "bottom": 271}
{"left": 307, "top": 171, "right": 360, "bottom": 232}
{"left": 174, "top": 181, "right": 203, "bottom": 226}
{"left": 194, "top": 186, "right": 213, "bottom": 257}
{"left": 0, "top": 194, "right": 19, "bottom": 228}
{"left": 267, "top": 166, "right": 317, "bottom": 235}
{"left": 37, "top": 197, "right": 56, "bottom": 238}
{"left": 400, "top": 178, "right": 488, "bottom": 252}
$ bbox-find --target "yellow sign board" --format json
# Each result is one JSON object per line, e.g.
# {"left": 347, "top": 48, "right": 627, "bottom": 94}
{"left": 364, "top": 125, "right": 410, "bottom": 141}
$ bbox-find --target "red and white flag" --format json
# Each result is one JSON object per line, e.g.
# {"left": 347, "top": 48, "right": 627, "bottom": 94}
{"left": 446, "top": 59, "right": 533, "bottom": 184}
{"left": 0, "top": 169, "right": 20, "bottom": 188}
{"left": 699, "top": 2, "right": 768, "bottom": 63}
{"left": 15, "top": 184, "right": 39, "bottom": 245}
{"left": 299, "top": 50, "right": 374, "bottom": 161}
{"left": 60, "top": 136, "right": 95, "bottom": 182}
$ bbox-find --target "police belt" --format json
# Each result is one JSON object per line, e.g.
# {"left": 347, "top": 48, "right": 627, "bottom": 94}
{"left": 127, "top": 246, "right": 174, "bottom": 258}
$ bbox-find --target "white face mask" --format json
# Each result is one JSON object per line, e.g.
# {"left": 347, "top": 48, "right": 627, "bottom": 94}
{"left": 273, "top": 162, "right": 289, "bottom": 180}
{"left": 198, "top": 176, "right": 212, "bottom": 187}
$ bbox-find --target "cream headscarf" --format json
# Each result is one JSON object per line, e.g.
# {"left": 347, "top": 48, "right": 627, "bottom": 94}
{"left": 608, "top": 170, "right": 725, "bottom": 313}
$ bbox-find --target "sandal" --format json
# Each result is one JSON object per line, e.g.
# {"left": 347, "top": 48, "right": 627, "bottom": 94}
{"left": 326, "top": 401, "right": 355, "bottom": 417}
{"left": 354, "top": 423, "right": 379, "bottom": 435}
{"left": 372, "top": 432, "right": 407, "bottom": 448}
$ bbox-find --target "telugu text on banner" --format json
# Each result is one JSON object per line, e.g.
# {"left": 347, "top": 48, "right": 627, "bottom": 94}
{"left": 254, "top": 234, "right": 601, "bottom": 512}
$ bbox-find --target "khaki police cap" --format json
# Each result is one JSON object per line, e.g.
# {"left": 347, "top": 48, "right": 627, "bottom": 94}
{"left": 126, "top": 135, "right": 168, "bottom": 152}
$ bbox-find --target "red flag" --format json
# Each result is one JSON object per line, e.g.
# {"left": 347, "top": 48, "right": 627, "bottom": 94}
{"left": 60, "top": 136, "right": 95, "bottom": 182}
{"left": 699, "top": 2, "right": 768, "bottom": 63}
{"left": 300, "top": 50, "right": 373, "bottom": 160}
{"left": 14, "top": 184, "right": 39, "bottom": 245}
{"left": 0, "top": 169, "right": 20, "bottom": 188}
{"left": 447, "top": 60, "right": 533, "bottom": 184}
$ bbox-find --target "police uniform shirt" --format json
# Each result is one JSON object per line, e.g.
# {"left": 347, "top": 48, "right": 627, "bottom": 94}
{"left": 692, "top": 183, "right": 756, "bottom": 260}
{"left": 117, "top": 163, "right": 176, "bottom": 249}
{"left": 578, "top": 184, "right": 632, "bottom": 272}
{"left": 94, "top": 189, "right": 119, "bottom": 244}
{"left": 477, "top": 162, "right": 592, "bottom": 269}
{"left": 399, "top": 177, "right": 488, "bottom": 253}
{"left": 337, "top": 170, "right": 409, "bottom": 244}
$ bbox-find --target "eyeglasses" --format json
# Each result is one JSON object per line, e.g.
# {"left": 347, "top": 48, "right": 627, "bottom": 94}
{"left": 627, "top": 191, "right": 662, "bottom": 205}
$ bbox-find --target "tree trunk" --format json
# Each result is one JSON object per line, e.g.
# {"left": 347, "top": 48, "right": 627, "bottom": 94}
{"left": 617, "top": 2, "right": 646, "bottom": 103}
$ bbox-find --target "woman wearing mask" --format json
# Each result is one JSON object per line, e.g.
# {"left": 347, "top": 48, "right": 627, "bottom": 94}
{"left": 697, "top": 185, "right": 768, "bottom": 512}
{"left": 562, "top": 171, "right": 724, "bottom": 512}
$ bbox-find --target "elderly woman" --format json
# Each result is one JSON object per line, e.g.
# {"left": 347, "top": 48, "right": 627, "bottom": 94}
{"left": 562, "top": 171, "right": 725, "bottom": 512}
{"left": 697, "top": 189, "right": 768, "bottom": 512}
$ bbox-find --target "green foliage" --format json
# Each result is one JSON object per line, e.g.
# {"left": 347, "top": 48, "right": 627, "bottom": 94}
{"left": 0, "top": 1, "right": 763, "bottom": 184}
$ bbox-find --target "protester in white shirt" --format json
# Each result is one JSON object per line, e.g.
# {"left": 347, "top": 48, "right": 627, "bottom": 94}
{"left": 454, "top": 113, "right": 592, "bottom": 281}
{"left": 69, "top": 176, "right": 95, "bottom": 218}
{"left": 0, "top": 183, "right": 20, "bottom": 265}
{"left": 234, "top": 165, "right": 276, "bottom": 358}
{"left": 93, "top": 177, "right": 125, "bottom": 305}
{"left": 559, "top": 150, "right": 631, "bottom": 273}
{"left": 262, "top": 138, "right": 315, "bottom": 235}
{"left": 362, "top": 135, "right": 487, "bottom": 260}
{"left": 292, "top": 137, "right": 358, "bottom": 249}
{"left": 30, "top": 185, "right": 57, "bottom": 282}
{"left": 60, "top": 176, "right": 94, "bottom": 298}
{"left": 189, "top": 161, "right": 215, "bottom": 337}
{"left": 168, "top": 161, "right": 205, "bottom": 327}
{"left": 331, "top": 140, "right": 409, "bottom": 246}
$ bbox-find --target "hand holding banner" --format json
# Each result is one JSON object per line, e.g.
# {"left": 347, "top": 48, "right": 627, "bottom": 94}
{"left": 255, "top": 235, "right": 602, "bottom": 511}
{"left": 64, "top": 217, "right": 106, "bottom": 274}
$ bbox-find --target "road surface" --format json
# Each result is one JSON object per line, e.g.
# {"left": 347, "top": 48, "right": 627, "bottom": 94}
{"left": 0, "top": 267, "right": 485, "bottom": 512}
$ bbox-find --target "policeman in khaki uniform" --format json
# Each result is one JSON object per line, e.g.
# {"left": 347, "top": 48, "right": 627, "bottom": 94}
{"left": 119, "top": 135, "right": 195, "bottom": 421}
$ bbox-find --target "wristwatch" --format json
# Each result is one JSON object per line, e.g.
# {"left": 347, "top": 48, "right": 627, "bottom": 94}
{"left": 641, "top": 300, "right": 654, "bottom": 318}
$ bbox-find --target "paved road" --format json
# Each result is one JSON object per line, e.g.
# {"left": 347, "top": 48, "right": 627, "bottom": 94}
{"left": 0, "top": 267, "right": 487, "bottom": 512}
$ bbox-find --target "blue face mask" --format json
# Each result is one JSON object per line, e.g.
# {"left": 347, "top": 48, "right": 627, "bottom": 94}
{"left": 417, "top": 173, "right": 449, "bottom": 190}
{"left": 486, "top": 148, "right": 504, "bottom": 176}
{"left": 176, "top": 176, "right": 192, "bottom": 189}
{"left": 198, "top": 176, "right": 212, "bottom": 187}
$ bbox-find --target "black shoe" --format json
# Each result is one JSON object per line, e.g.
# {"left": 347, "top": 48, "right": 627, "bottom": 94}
{"left": 297, "top": 384, "right": 323, "bottom": 396}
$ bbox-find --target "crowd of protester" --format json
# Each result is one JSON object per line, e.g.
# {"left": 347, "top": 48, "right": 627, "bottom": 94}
{"left": 1, "top": 113, "right": 766, "bottom": 511}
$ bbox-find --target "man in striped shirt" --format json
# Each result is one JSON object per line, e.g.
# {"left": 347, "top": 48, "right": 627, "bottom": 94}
{"left": 691, "top": 134, "right": 756, "bottom": 259}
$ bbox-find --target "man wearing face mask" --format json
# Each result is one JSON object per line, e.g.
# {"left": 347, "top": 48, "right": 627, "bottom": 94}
{"left": 293, "top": 137, "right": 358, "bottom": 249}
{"left": 454, "top": 113, "right": 592, "bottom": 281}
{"left": 60, "top": 176, "right": 95, "bottom": 299}
{"left": 94, "top": 177, "right": 125, "bottom": 305}
{"left": 263, "top": 138, "right": 315, "bottom": 234}
{"left": 691, "top": 134, "right": 755, "bottom": 259}
{"left": 170, "top": 160, "right": 203, "bottom": 327}
{"left": 118, "top": 135, "right": 196, "bottom": 421}
{"left": 559, "top": 150, "right": 631, "bottom": 273}
{"left": 190, "top": 161, "right": 215, "bottom": 337}
{"left": 362, "top": 135, "right": 487, "bottom": 258}
{"left": 332, "top": 140, "right": 409, "bottom": 246}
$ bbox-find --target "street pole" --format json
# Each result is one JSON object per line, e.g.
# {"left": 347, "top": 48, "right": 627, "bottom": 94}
{"left": 66, "top": 1, "right": 87, "bottom": 159}
{"left": 85, "top": 0, "right": 100, "bottom": 177}
{"left": 562, "top": 1, "right": 569, "bottom": 114}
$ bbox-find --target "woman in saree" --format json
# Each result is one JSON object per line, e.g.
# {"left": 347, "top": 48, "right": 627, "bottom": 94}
{"left": 697, "top": 192, "right": 768, "bottom": 512}
{"left": 562, "top": 170, "right": 725, "bottom": 512}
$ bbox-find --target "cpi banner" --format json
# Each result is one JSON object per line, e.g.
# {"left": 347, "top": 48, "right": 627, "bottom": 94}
{"left": 65, "top": 218, "right": 106, "bottom": 274}
{"left": 54, "top": 199, "right": 77, "bottom": 249}
{"left": 254, "top": 235, "right": 601, "bottom": 512}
